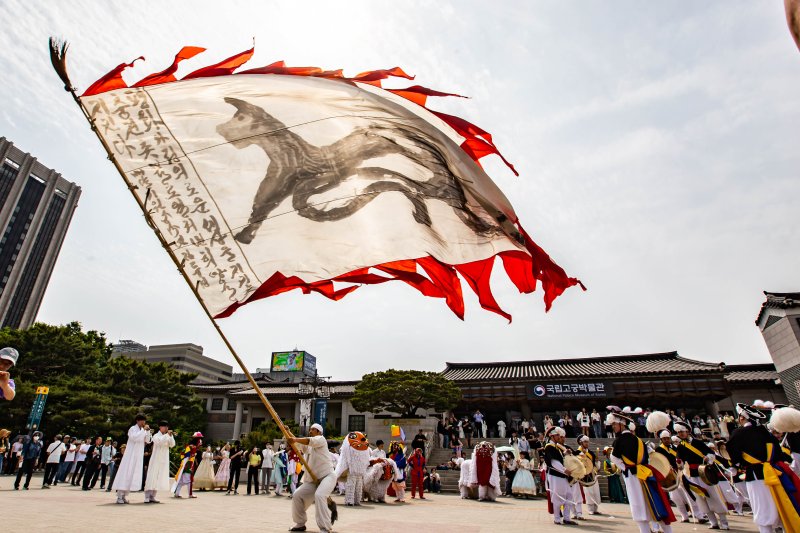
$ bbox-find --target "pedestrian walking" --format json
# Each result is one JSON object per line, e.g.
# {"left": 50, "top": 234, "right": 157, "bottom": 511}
{"left": 14, "top": 432, "right": 42, "bottom": 490}
{"left": 42, "top": 434, "right": 65, "bottom": 488}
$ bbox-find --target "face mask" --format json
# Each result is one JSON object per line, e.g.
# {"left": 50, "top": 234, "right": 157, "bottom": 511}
{"left": 33, "top": 437, "right": 39, "bottom": 442}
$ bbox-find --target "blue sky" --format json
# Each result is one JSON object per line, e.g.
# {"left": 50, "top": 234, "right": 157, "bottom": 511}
{"left": 1, "top": 1, "right": 797, "bottom": 379}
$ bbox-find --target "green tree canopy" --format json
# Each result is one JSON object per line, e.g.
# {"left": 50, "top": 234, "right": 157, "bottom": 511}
{"left": 351, "top": 369, "right": 461, "bottom": 417}
{"left": 0, "top": 322, "right": 205, "bottom": 442}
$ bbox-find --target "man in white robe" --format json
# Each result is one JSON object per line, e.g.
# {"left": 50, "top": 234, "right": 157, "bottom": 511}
{"left": 112, "top": 414, "right": 151, "bottom": 504}
{"left": 144, "top": 420, "right": 175, "bottom": 503}
{"left": 288, "top": 424, "right": 337, "bottom": 533}
{"left": 497, "top": 420, "right": 506, "bottom": 439}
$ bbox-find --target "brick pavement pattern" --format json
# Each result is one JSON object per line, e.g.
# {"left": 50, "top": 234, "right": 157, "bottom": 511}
{"left": 0, "top": 474, "right": 759, "bottom": 532}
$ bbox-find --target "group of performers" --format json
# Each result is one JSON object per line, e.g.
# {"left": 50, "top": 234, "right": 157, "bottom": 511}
{"left": 110, "top": 402, "right": 800, "bottom": 533}
{"left": 533, "top": 400, "right": 800, "bottom": 532}
{"left": 540, "top": 426, "right": 607, "bottom": 524}
{"left": 111, "top": 415, "right": 198, "bottom": 504}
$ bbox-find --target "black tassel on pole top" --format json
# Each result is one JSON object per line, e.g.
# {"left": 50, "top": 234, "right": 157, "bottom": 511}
{"left": 48, "top": 37, "right": 73, "bottom": 92}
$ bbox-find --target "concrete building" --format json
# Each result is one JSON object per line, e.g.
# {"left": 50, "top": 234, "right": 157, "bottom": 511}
{"left": 112, "top": 341, "right": 233, "bottom": 383}
{"left": 756, "top": 291, "right": 800, "bottom": 405}
{"left": 111, "top": 339, "right": 147, "bottom": 354}
{"left": 0, "top": 138, "right": 81, "bottom": 329}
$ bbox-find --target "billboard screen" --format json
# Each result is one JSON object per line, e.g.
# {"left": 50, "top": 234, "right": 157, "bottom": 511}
{"left": 271, "top": 351, "right": 305, "bottom": 372}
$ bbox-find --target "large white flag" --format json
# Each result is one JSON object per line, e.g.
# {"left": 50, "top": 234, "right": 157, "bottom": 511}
{"left": 75, "top": 46, "right": 582, "bottom": 320}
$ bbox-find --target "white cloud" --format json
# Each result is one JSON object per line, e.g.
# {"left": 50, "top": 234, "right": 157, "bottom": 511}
{"left": 2, "top": 1, "right": 798, "bottom": 379}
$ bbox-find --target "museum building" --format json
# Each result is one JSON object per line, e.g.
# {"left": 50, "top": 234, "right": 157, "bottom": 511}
{"left": 193, "top": 351, "right": 784, "bottom": 442}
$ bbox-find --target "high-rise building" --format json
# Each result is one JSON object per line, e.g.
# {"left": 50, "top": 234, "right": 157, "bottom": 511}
{"left": 111, "top": 339, "right": 148, "bottom": 354}
{"left": 0, "top": 138, "right": 81, "bottom": 329}
{"left": 756, "top": 291, "right": 800, "bottom": 405}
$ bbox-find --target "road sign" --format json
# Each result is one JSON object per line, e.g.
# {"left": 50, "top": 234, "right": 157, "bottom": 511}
{"left": 26, "top": 386, "right": 49, "bottom": 431}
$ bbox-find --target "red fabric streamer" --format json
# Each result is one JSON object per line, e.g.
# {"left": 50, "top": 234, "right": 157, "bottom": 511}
{"left": 183, "top": 46, "right": 254, "bottom": 80}
{"left": 134, "top": 46, "right": 206, "bottom": 87}
{"left": 82, "top": 56, "right": 144, "bottom": 96}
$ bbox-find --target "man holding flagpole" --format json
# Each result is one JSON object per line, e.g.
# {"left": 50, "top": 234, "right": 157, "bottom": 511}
{"left": 288, "top": 424, "right": 336, "bottom": 533}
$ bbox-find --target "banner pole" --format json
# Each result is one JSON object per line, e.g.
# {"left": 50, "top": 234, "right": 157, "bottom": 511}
{"left": 49, "top": 39, "right": 324, "bottom": 485}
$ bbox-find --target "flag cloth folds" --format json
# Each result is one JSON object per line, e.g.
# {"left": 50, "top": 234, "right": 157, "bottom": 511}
{"left": 79, "top": 46, "right": 582, "bottom": 320}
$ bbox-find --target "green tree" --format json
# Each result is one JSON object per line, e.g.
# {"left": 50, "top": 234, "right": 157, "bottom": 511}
{"left": 0, "top": 322, "right": 206, "bottom": 443}
{"left": 351, "top": 369, "right": 461, "bottom": 417}
{"left": 103, "top": 356, "right": 206, "bottom": 438}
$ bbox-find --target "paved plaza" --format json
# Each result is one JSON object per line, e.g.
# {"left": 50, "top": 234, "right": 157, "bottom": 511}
{"left": 1, "top": 474, "right": 759, "bottom": 532}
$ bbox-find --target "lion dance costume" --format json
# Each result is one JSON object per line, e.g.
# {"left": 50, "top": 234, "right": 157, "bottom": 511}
{"left": 363, "top": 457, "right": 398, "bottom": 502}
{"left": 469, "top": 441, "right": 501, "bottom": 501}
{"left": 334, "top": 431, "right": 370, "bottom": 506}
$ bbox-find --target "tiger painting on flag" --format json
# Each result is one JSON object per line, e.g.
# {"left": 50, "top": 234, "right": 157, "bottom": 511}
{"left": 216, "top": 97, "right": 501, "bottom": 245}
{"left": 56, "top": 43, "right": 583, "bottom": 322}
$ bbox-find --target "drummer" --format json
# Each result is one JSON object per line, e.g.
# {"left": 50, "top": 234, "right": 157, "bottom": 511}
{"left": 708, "top": 441, "right": 741, "bottom": 515}
{"left": 674, "top": 421, "right": 730, "bottom": 530}
{"left": 653, "top": 430, "right": 691, "bottom": 523}
{"left": 608, "top": 407, "right": 675, "bottom": 533}
{"left": 727, "top": 402, "right": 799, "bottom": 533}
{"left": 576, "top": 434, "right": 601, "bottom": 515}
{"left": 563, "top": 439, "right": 585, "bottom": 521}
{"left": 543, "top": 426, "right": 575, "bottom": 526}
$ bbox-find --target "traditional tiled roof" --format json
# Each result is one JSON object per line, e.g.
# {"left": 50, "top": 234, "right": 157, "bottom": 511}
{"left": 221, "top": 381, "right": 358, "bottom": 398}
{"left": 756, "top": 291, "right": 800, "bottom": 325}
{"left": 724, "top": 363, "right": 779, "bottom": 384}
{"left": 191, "top": 380, "right": 254, "bottom": 392}
{"left": 441, "top": 352, "right": 724, "bottom": 382}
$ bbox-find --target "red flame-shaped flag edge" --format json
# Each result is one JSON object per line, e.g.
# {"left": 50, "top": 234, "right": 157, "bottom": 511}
{"left": 81, "top": 46, "right": 584, "bottom": 321}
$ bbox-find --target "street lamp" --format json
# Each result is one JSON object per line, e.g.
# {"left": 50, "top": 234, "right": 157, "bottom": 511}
{"left": 298, "top": 371, "right": 331, "bottom": 435}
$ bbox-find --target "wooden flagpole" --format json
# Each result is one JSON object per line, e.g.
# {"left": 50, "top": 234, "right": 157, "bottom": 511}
{"left": 47, "top": 39, "right": 331, "bottom": 494}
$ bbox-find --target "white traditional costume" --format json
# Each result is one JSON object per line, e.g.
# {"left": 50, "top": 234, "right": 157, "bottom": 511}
{"left": 291, "top": 424, "right": 337, "bottom": 533}
{"left": 728, "top": 403, "right": 800, "bottom": 533}
{"left": 458, "top": 458, "right": 477, "bottom": 499}
{"left": 469, "top": 441, "right": 501, "bottom": 501}
{"left": 363, "top": 457, "right": 398, "bottom": 502}
{"left": 675, "top": 421, "right": 729, "bottom": 530}
{"left": 334, "top": 431, "right": 371, "bottom": 506}
{"left": 143, "top": 425, "right": 175, "bottom": 503}
{"left": 611, "top": 410, "right": 674, "bottom": 533}
{"left": 543, "top": 426, "right": 574, "bottom": 525}
{"left": 511, "top": 457, "right": 536, "bottom": 496}
{"left": 112, "top": 422, "right": 151, "bottom": 504}
{"left": 577, "top": 435, "right": 601, "bottom": 515}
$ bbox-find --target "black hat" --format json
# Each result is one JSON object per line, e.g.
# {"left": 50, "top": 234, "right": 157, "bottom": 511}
{"left": 158, "top": 420, "right": 169, "bottom": 427}
{"left": 736, "top": 403, "right": 766, "bottom": 421}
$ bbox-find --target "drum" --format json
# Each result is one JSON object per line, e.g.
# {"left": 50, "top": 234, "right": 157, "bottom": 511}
{"left": 699, "top": 464, "right": 721, "bottom": 486}
{"left": 564, "top": 455, "right": 586, "bottom": 485}
{"left": 648, "top": 453, "right": 679, "bottom": 490}
{"left": 578, "top": 454, "right": 597, "bottom": 487}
